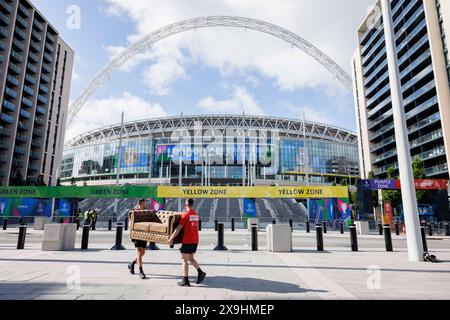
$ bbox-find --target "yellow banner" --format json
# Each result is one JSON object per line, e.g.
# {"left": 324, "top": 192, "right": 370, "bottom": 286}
{"left": 157, "top": 186, "right": 348, "bottom": 199}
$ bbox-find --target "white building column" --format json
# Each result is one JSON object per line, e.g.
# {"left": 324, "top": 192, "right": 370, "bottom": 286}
{"left": 380, "top": 0, "right": 424, "bottom": 262}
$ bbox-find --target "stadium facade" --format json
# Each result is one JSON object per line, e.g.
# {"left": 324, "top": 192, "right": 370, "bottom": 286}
{"left": 60, "top": 115, "right": 359, "bottom": 186}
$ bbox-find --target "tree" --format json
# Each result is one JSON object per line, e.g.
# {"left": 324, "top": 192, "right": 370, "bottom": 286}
{"left": 36, "top": 175, "right": 47, "bottom": 186}
{"left": 382, "top": 167, "right": 401, "bottom": 207}
{"left": 83, "top": 180, "right": 88, "bottom": 187}
{"left": 412, "top": 157, "right": 430, "bottom": 204}
{"left": 56, "top": 178, "right": 61, "bottom": 186}
{"left": 340, "top": 179, "right": 348, "bottom": 187}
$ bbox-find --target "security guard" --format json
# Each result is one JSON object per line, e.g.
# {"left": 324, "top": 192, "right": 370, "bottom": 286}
{"left": 84, "top": 210, "right": 91, "bottom": 225}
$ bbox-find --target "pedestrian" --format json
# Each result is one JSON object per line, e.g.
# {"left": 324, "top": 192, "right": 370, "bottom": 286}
{"left": 78, "top": 209, "right": 83, "bottom": 224}
{"left": 169, "top": 198, "right": 206, "bottom": 287}
{"left": 84, "top": 210, "right": 91, "bottom": 226}
{"left": 128, "top": 199, "right": 148, "bottom": 280}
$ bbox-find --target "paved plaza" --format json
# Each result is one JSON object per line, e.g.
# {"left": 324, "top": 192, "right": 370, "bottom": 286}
{"left": 0, "top": 228, "right": 450, "bottom": 300}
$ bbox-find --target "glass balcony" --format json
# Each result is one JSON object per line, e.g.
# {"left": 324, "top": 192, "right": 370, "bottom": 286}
{"left": 28, "top": 165, "right": 39, "bottom": 172}
{"left": 45, "top": 43, "right": 54, "bottom": 53}
{"left": 400, "top": 49, "right": 431, "bottom": 79}
{"left": 395, "top": 4, "right": 424, "bottom": 41}
{"left": 6, "top": 74, "right": 19, "bottom": 86}
{"left": 42, "top": 63, "right": 51, "bottom": 73}
{"left": 403, "top": 80, "right": 435, "bottom": 106}
{"left": 0, "top": 113, "right": 14, "bottom": 124}
{"left": 369, "top": 120, "right": 395, "bottom": 141}
{"left": 419, "top": 146, "right": 446, "bottom": 161}
{"left": 16, "top": 15, "right": 27, "bottom": 29}
{"left": 31, "top": 140, "right": 40, "bottom": 148}
{"left": 25, "top": 74, "right": 36, "bottom": 85}
{"left": 0, "top": 140, "right": 8, "bottom": 149}
{"left": 373, "top": 149, "right": 397, "bottom": 164}
{"left": 366, "top": 82, "right": 390, "bottom": 107}
{"left": 370, "top": 135, "right": 396, "bottom": 153}
{"left": 35, "top": 117, "right": 44, "bottom": 126}
{"left": 23, "top": 85, "right": 34, "bottom": 96}
{"left": 36, "top": 106, "right": 46, "bottom": 115}
{"left": 46, "top": 33, "right": 55, "bottom": 43}
{"left": 21, "top": 97, "right": 33, "bottom": 108}
{"left": 10, "top": 50, "right": 23, "bottom": 63}
{"left": 408, "top": 112, "right": 440, "bottom": 134}
{"left": 362, "top": 35, "right": 386, "bottom": 66}
{"left": 0, "top": 39, "right": 6, "bottom": 50}
{"left": 402, "top": 64, "right": 433, "bottom": 93}
{"left": 27, "top": 62, "right": 37, "bottom": 74}
{"left": 4, "top": 87, "right": 17, "bottom": 99}
{"left": 30, "top": 41, "right": 40, "bottom": 52}
{"left": 410, "top": 129, "right": 443, "bottom": 149}
{"left": 19, "top": 109, "right": 31, "bottom": 119}
{"left": 365, "top": 70, "right": 389, "bottom": 97}
{"left": 37, "top": 95, "right": 47, "bottom": 104}
{"left": 14, "top": 27, "right": 26, "bottom": 40}
{"left": 12, "top": 159, "right": 24, "bottom": 167}
{"left": 368, "top": 96, "right": 392, "bottom": 119}
{"left": 31, "top": 30, "right": 41, "bottom": 42}
{"left": 0, "top": 26, "right": 8, "bottom": 38}
{"left": 374, "top": 162, "right": 399, "bottom": 176}
{"left": 0, "top": 0, "right": 12, "bottom": 13}
{"left": 33, "top": 20, "right": 43, "bottom": 31}
{"left": 17, "top": 121, "right": 28, "bottom": 131}
{"left": 41, "top": 73, "right": 50, "bottom": 83}
{"left": 0, "top": 125, "right": 11, "bottom": 137}
{"left": 398, "top": 34, "right": 429, "bottom": 66}
{"left": 18, "top": 4, "right": 30, "bottom": 18}
{"left": 394, "top": 0, "right": 419, "bottom": 27}
{"left": 363, "top": 48, "right": 387, "bottom": 77}
{"left": 397, "top": 20, "right": 427, "bottom": 54}
{"left": 405, "top": 96, "right": 438, "bottom": 120}
{"left": 12, "top": 39, "right": 25, "bottom": 51}
{"left": 33, "top": 128, "right": 43, "bottom": 137}
{"left": 39, "top": 84, "right": 49, "bottom": 94}
{"left": 368, "top": 109, "right": 393, "bottom": 130}
{"left": 0, "top": 11, "right": 10, "bottom": 26}
{"left": 361, "top": 27, "right": 384, "bottom": 56}
{"left": 16, "top": 133, "right": 27, "bottom": 143}
{"left": 2, "top": 99, "right": 15, "bottom": 111}
{"left": 30, "top": 152, "right": 40, "bottom": 160}
{"left": 425, "top": 163, "right": 448, "bottom": 176}
{"left": 8, "top": 62, "right": 21, "bottom": 74}
{"left": 28, "top": 51, "right": 39, "bottom": 62}
{"left": 43, "top": 52, "right": 52, "bottom": 63}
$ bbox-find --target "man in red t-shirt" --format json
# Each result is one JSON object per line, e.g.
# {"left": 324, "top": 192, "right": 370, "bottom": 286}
{"left": 169, "top": 198, "right": 206, "bottom": 287}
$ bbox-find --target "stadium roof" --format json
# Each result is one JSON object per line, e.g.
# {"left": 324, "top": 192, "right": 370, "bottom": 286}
{"left": 65, "top": 114, "right": 358, "bottom": 148}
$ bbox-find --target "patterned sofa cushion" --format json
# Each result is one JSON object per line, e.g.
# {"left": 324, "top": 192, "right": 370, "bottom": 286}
{"left": 149, "top": 223, "right": 168, "bottom": 234}
{"left": 134, "top": 222, "right": 152, "bottom": 232}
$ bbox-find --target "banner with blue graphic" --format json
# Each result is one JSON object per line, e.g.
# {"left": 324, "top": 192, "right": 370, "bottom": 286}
{"left": 244, "top": 198, "right": 257, "bottom": 217}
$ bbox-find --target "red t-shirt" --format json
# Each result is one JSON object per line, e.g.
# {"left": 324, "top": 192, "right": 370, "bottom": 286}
{"left": 180, "top": 209, "right": 199, "bottom": 244}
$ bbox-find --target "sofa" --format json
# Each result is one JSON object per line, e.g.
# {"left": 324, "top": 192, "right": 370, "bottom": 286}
{"left": 129, "top": 210, "right": 184, "bottom": 244}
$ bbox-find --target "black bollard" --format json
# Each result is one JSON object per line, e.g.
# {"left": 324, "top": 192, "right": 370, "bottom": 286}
{"left": 124, "top": 217, "right": 128, "bottom": 231}
{"left": 108, "top": 219, "right": 112, "bottom": 231}
{"left": 420, "top": 226, "right": 428, "bottom": 252}
{"left": 231, "top": 218, "right": 235, "bottom": 232}
{"left": 111, "top": 223, "right": 126, "bottom": 250}
{"left": 272, "top": 219, "right": 276, "bottom": 225}
{"left": 214, "top": 219, "right": 218, "bottom": 231}
{"left": 378, "top": 223, "right": 383, "bottom": 235}
{"left": 2, "top": 218, "right": 7, "bottom": 230}
{"left": 383, "top": 225, "right": 393, "bottom": 252}
{"left": 214, "top": 223, "right": 228, "bottom": 251}
{"left": 81, "top": 224, "right": 90, "bottom": 250}
{"left": 59, "top": 218, "right": 64, "bottom": 224}
{"left": 251, "top": 224, "right": 258, "bottom": 251}
{"left": 306, "top": 221, "right": 310, "bottom": 233}
{"left": 340, "top": 221, "right": 344, "bottom": 234}
{"left": 198, "top": 219, "right": 202, "bottom": 231}
{"left": 147, "top": 242, "right": 160, "bottom": 250}
{"left": 19, "top": 217, "right": 24, "bottom": 225}
{"left": 428, "top": 223, "right": 433, "bottom": 237}
{"left": 322, "top": 221, "right": 327, "bottom": 234}
{"left": 395, "top": 223, "right": 400, "bottom": 236}
{"left": 445, "top": 223, "right": 450, "bottom": 236}
{"left": 349, "top": 224, "right": 358, "bottom": 252}
{"left": 316, "top": 225, "right": 324, "bottom": 251}
{"left": 17, "top": 225, "right": 27, "bottom": 250}
{"left": 289, "top": 219, "right": 293, "bottom": 231}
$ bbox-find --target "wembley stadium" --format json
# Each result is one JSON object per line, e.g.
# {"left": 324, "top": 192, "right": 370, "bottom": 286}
{"left": 60, "top": 114, "right": 360, "bottom": 187}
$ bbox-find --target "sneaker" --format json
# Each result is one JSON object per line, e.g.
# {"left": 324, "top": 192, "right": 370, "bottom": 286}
{"left": 177, "top": 278, "right": 191, "bottom": 287}
{"left": 197, "top": 271, "right": 206, "bottom": 285}
{"left": 128, "top": 261, "right": 136, "bottom": 275}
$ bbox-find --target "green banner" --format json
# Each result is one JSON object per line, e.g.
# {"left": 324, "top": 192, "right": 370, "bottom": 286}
{"left": 0, "top": 186, "right": 158, "bottom": 199}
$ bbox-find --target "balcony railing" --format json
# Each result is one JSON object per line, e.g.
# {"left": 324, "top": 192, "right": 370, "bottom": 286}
{"left": 27, "top": 62, "right": 37, "bottom": 73}
{"left": 8, "top": 62, "right": 21, "bottom": 74}
{"left": 25, "top": 74, "right": 36, "bottom": 85}
{"left": 408, "top": 112, "right": 440, "bottom": 134}
{"left": 6, "top": 75, "right": 19, "bottom": 87}
{"left": 2, "top": 99, "right": 15, "bottom": 111}
{"left": 0, "top": 113, "right": 14, "bottom": 124}
{"left": 0, "top": 125, "right": 11, "bottom": 137}
{"left": 23, "top": 85, "right": 34, "bottom": 96}
{"left": 18, "top": 4, "right": 30, "bottom": 18}
{"left": 410, "top": 129, "right": 443, "bottom": 149}
{"left": 36, "top": 106, "right": 46, "bottom": 115}
{"left": 0, "top": 0, "right": 12, "bottom": 13}
{"left": 14, "top": 27, "right": 27, "bottom": 40}
{"left": 21, "top": 97, "right": 33, "bottom": 108}
{"left": 37, "top": 95, "right": 48, "bottom": 105}
{"left": 39, "top": 84, "right": 49, "bottom": 94}
{"left": 4, "top": 87, "right": 17, "bottom": 99}
{"left": 425, "top": 163, "right": 448, "bottom": 176}
{"left": 19, "top": 109, "right": 31, "bottom": 119}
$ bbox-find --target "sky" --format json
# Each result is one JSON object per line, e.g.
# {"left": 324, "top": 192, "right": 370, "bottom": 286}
{"left": 30, "top": 0, "right": 376, "bottom": 141}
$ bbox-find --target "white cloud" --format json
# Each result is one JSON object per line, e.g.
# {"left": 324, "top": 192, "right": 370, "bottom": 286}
{"left": 278, "top": 101, "right": 335, "bottom": 126}
{"left": 197, "top": 86, "right": 264, "bottom": 115}
{"left": 65, "top": 92, "right": 167, "bottom": 141}
{"left": 101, "top": 0, "right": 374, "bottom": 95}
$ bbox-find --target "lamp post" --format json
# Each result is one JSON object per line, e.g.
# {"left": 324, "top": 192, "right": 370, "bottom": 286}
{"left": 113, "top": 111, "right": 124, "bottom": 221}
{"left": 380, "top": 0, "right": 423, "bottom": 261}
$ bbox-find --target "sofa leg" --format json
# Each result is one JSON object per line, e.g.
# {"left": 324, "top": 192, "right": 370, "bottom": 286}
{"left": 147, "top": 242, "right": 160, "bottom": 250}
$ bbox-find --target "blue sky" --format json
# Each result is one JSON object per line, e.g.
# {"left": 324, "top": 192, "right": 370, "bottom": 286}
{"left": 30, "top": 0, "right": 375, "bottom": 140}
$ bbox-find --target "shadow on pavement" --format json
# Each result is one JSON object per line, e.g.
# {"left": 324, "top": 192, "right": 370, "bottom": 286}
{"left": 202, "top": 276, "right": 327, "bottom": 293}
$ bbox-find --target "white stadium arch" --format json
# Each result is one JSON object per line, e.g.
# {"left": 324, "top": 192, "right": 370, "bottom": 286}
{"left": 67, "top": 16, "right": 352, "bottom": 126}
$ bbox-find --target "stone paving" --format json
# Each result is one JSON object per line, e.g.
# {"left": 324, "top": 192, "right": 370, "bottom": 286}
{"left": 0, "top": 228, "right": 450, "bottom": 300}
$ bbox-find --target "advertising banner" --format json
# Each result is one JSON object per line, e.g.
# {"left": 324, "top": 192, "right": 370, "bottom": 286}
{"left": 308, "top": 198, "right": 351, "bottom": 224}
{"left": 361, "top": 179, "right": 448, "bottom": 190}
{"left": 243, "top": 198, "right": 257, "bottom": 217}
{"left": 119, "top": 144, "right": 148, "bottom": 168}
{"left": 0, "top": 198, "right": 53, "bottom": 217}
{"left": 158, "top": 186, "right": 349, "bottom": 199}
{"left": 0, "top": 186, "right": 158, "bottom": 199}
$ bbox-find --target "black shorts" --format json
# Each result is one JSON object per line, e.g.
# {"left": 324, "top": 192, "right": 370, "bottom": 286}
{"left": 132, "top": 240, "right": 148, "bottom": 249}
{"left": 180, "top": 244, "right": 198, "bottom": 254}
